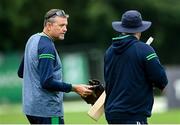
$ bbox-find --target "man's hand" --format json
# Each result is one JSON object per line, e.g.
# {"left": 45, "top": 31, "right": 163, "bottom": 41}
{"left": 72, "top": 84, "right": 93, "bottom": 97}
{"left": 81, "top": 79, "right": 104, "bottom": 105}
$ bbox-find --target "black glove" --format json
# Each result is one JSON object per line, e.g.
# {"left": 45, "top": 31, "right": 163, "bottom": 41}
{"left": 81, "top": 79, "right": 104, "bottom": 105}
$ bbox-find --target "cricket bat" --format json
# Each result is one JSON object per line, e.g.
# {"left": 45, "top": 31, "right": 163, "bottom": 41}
{"left": 88, "top": 91, "right": 106, "bottom": 121}
{"left": 87, "top": 36, "right": 154, "bottom": 121}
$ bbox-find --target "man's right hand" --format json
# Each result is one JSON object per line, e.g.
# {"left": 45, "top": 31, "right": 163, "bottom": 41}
{"left": 81, "top": 79, "right": 105, "bottom": 105}
{"left": 72, "top": 84, "right": 93, "bottom": 97}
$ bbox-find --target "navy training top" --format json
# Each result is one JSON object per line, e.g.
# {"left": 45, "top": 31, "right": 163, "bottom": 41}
{"left": 104, "top": 35, "right": 168, "bottom": 121}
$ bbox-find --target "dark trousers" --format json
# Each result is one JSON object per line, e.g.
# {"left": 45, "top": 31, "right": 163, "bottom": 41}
{"left": 26, "top": 115, "right": 64, "bottom": 124}
{"left": 107, "top": 119, "right": 147, "bottom": 124}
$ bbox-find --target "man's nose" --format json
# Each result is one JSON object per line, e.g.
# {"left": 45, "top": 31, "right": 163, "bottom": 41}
{"left": 63, "top": 26, "right": 67, "bottom": 32}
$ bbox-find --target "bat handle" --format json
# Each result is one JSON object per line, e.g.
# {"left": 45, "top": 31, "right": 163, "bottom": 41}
{"left": 146, "top": 37, "right": 154, "bottom": 45}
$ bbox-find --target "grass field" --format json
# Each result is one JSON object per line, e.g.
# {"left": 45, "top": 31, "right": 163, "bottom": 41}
{"left": 0, "top": 103, "right": 180, "bottom": 124}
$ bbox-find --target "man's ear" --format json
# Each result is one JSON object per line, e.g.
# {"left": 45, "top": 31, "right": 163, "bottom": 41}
{"left": 134, "top": 32, "right": 141, "bottom": 40}
{"left": 46, "top": 22, "right": 52, "bottom": 31}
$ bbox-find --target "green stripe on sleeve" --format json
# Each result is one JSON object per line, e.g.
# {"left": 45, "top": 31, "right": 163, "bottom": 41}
{"left": 146, "top": 53, "right": 156, "bottom": 59}
{"left": 39, "top": 54, "right": 55, "bottom": 57}
{"left": 147, "top": 55, "right": 157, "bottom": 60}
{"left": 39, "top": 56, "right": 55, "bottom": 60}
{"left": 39, "top": 54, "right": 55, "bottom": 60}
{"left": 146, "top": 53, "right": 157, "bottom": 61}
{"left": 51, "top": 117, "right": 59, "bottom": 124}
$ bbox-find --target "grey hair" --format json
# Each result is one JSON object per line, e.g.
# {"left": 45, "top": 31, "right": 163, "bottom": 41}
{"left": 43, "top": 9, "right": 69, "bottom": 26}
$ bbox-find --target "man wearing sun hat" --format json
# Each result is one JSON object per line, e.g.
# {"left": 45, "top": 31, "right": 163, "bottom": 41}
{"left": 104, "top": 10, "right": 168, "bottom": 124}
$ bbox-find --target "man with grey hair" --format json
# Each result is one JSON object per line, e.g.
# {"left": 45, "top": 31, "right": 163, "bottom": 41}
{"left": 18, "top": 9, "right": 92, "bottom": 124}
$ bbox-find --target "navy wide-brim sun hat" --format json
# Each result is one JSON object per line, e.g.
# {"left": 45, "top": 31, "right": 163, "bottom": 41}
{"left": 112, "top": 10, "right": 152, "bottom": 33}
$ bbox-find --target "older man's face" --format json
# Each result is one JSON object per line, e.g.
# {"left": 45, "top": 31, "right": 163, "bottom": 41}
{"left": 49, "top": 16, "right": 68, "bottom": 40}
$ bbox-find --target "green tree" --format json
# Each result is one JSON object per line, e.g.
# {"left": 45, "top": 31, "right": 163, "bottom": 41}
{"left": 0, "top": 0, "right": 180, "bottom": 64}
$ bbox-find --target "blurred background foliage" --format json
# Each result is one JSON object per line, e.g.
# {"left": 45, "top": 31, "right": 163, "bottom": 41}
{"left": 0, "top": 0, "right": 180, "bottom": 64}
